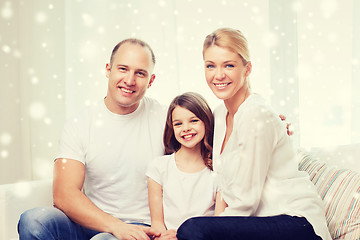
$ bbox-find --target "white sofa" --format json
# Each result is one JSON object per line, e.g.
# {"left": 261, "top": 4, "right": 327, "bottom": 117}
{"left": 0, "top": 179, "right": 53, "bottom": 240}
{"left": 1, "top": 144, "right": 359, "bottom": 240}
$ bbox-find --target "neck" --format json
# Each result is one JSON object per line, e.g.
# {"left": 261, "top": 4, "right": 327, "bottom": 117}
{"left": 104, "top": 96, "right": 139, "bottom": 115}
{"left": 224, "top": 87, "right": 250, "bottom": 117}
{"left": 175, "top": 145, "right": 205, "bottom": 173}
{"left": 176, "top": 145, "right": 202, "bottom": 163}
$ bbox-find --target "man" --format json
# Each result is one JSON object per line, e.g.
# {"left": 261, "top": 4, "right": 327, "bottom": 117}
{"left": 18, "top": 39, "right": 165, "bottom": 240}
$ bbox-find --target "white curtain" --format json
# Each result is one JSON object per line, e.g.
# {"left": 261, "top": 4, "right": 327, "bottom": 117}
{"left": 1, "top": 0, "right": 359, "bottom": 184}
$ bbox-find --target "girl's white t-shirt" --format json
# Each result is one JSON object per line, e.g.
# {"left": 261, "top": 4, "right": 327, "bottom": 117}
{"left": 146, "top": 153, "right": 218, "bottom": 229}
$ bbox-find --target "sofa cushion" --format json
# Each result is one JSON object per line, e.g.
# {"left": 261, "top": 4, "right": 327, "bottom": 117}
{"left": 298, "top": 152, "right": 360, "bottom": 240}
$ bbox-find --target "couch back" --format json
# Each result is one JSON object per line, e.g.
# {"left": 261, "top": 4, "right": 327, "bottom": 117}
{"left": 298, "top": 148, "right": 360, "bottom": 240}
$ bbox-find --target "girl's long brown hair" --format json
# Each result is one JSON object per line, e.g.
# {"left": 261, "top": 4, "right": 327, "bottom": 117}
{"left": 163, "top": 92, "right": 214, "bottom": 170}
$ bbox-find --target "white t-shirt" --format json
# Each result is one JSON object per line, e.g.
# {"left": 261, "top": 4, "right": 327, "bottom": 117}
{"left": 146, "top": 153, "right": 218, "bottom": 229}
{"left": 212, "top": 94, "right": 331, "bottom": 240}
{"left": 56, "top": 97, "right": 166, "bottom": 224}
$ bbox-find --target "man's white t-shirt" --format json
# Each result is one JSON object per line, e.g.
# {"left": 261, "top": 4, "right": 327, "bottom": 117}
{"left": 56, "top": 97, "right": 166, "bottom": 224}
{"left": 146, "top": 153, "right": 218, "bottom": 229}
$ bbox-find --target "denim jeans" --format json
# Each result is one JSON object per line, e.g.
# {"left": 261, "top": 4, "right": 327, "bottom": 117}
{"left": 177, "top": 215, "right": 322, "bottom": 240}
{"left": 18, "top": 206, "right": 149, "bottom": 240}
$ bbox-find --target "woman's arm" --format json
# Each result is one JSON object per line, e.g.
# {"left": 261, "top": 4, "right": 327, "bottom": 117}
{"left": 148, "top": 177, "right": 167, "bottom": 233}
{"left": 214, "top": 191, "right": 228, "bottom": 216}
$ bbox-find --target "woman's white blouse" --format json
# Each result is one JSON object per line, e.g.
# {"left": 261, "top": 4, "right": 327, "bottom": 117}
{"left": 212, "top": 94, "right": 331, "bottom": 240}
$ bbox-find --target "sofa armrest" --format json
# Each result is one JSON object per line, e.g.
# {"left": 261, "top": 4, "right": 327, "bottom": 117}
{"left": 0, "top": 178, "right": 53, "bottom": 240}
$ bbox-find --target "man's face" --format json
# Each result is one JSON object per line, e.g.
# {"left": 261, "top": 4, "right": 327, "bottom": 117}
{"left": 105, "top": 43, "right": 155, "bottom": 115}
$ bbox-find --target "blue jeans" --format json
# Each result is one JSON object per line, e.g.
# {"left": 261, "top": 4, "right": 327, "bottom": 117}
{"left": 18, "top": 207, "right": 149, "bottom": 240}
{"left": 177, "top": 215, "right": 322, "bottom": 240}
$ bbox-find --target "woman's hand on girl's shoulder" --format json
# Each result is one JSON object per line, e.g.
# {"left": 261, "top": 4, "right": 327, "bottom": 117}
{"left": 279, "top": 114, "right": 294, "bottom": 136}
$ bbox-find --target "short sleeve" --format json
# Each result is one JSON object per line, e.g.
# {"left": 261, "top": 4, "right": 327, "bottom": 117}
{"left": 146, "top": 156, "right": 166, "bottom": 186}
{"left": 55, "top": 115, "right": 87, "bottom": 164}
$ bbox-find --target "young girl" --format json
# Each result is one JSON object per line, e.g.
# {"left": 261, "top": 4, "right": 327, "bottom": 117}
{"left": 146, "top": 92, "right": 220, "bottom": 239}
{"left": 176, "top": 28, "right": 332, "bottom": 240}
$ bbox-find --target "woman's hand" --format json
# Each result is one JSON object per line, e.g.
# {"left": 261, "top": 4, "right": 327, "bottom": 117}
{"left": 279, "top": 114, "right": 294, "bottom": 136}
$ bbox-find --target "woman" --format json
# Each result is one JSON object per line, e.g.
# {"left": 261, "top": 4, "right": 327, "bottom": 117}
{"left": 176, "top": 28, "right": 331, "bottom": 240}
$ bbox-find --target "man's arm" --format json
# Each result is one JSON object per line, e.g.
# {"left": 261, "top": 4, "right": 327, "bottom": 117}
{"left": 53, "top": 158, "right": 159, "bottom": 240}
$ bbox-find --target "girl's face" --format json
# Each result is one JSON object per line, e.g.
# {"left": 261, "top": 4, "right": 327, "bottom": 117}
{"left": 172, "top": 106, "right": 205, "bottom": 150}
{"left": 203, "top": 45, "right": 251, "bottom": 101}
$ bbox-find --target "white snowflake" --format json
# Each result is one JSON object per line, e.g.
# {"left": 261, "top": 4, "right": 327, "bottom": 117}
{"left": 35, "top": 12, "right": 47, "bottom": 24}
{"left": 2, "top": 44, "right": 11, "bottom": 53}
{"left": 0, "top": 133, "right": 12, "bottom": 145}
{"left": 1, "top": 1, "right": 13, "bottom": 19}
{"left": 82, "top": 13, "right": 94, "bottom": 27}
{"left": 1, "top": 150, "right": 9, "bottom": 158}
{"left": 31, "top": 76, "right": 39, "bottom": 85}
{"left": 29, "top": 102, "right": 46, "bottom": 120}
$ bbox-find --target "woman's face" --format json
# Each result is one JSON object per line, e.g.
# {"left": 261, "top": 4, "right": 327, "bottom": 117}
{"left": 203, "top": 45, "right": 251, "bottom": 101}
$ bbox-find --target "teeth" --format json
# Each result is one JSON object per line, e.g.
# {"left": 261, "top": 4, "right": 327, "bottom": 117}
{"left": 214, "top": 83, "right": 228, "bottom": 87}
{"left": 121, "top": 88, "right": 134, "bottom": 93}
{"left": 183, "top": 134, "right": 194, "bottom": 139}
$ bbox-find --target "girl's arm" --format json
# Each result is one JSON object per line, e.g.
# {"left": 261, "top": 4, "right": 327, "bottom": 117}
{"left": 148, "top": 177, "right": 167, "bottom": 233}
{"left": 214, "top": 191, "right": 228, "bottom": 216}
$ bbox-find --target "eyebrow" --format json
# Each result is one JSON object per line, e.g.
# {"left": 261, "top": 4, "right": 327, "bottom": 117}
{"left": 205, "top": 60, "right": 237, "bottom": 64}
{"left": 116, "top": 64, "right": 149, "bottom": 74}
{"left": 172, "top": 115, "right": 198, "bottom": 122}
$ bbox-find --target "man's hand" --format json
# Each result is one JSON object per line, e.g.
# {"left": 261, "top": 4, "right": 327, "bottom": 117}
{"left": 153, "top": 229, "right": 177, "bottom": 240}
{"left": 279, "top": 114, "right": 294, "bottom": 136}
{"left": 111, "top": 223, "right": 161, "bottom": 240}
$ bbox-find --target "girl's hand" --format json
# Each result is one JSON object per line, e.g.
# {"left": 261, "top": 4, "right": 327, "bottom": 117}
{"left": 111, "top": 223, "right": 160, "bottom": 240}
{"left": 154, "top": 229, "right": 177, "bottom": 240}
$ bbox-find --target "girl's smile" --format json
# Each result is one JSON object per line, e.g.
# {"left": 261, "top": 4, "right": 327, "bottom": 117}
{"left": 172, "top": 106, "right": 205, "bottom": 150}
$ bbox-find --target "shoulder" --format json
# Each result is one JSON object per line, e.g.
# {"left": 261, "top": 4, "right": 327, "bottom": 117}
{"left": 65, "top": 100, "right": 103, "bottom": 125}
{"left": 241, "top": 94, "right": 278, "bottom": 124}
{"left": 142, "top": 97, "right": 167, "bottom": 119}
{"left": 149, "top": 154, "right": 172, "bottom": 167}
{"left": 142, "top": 97, "right": 167, "bottom": 111}
{"left": 213, "top": 103, "right": 227, "bottom": 119}
{"left": 147, "top": 154, "right": 173, "bottom": 177}
{"left": 234, "top": 95, "right": 283, "bottom": 140}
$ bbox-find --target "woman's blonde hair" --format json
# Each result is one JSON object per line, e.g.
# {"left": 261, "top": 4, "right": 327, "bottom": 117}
{"left": 202, "top": 28, "right": 250, "bottom": 66}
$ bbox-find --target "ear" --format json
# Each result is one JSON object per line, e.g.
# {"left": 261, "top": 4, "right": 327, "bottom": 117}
{"left": 148, "top": 74, "right": 155, "bottom": 88}
{"left": 245, "top": 61, "right": 252, "bottom": 77}
{"left": 105, "top": 63, "right": 111, "bottom": 78}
